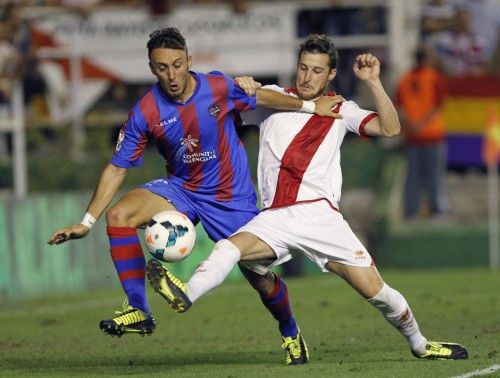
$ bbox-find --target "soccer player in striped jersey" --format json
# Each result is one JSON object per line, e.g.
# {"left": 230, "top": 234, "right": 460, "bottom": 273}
{"left": 47, "top": 27, "right": 340, "bottom": 362}
{"left": 147, "top": 34, "right": 469, "bottom": 363}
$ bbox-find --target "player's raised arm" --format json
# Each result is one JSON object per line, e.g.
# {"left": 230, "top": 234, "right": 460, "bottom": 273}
{"left": 353, "top": 53, "right": 400, "bottom": 137}
{"left": 47, "top": 163, "right": 128, "bottom": 245}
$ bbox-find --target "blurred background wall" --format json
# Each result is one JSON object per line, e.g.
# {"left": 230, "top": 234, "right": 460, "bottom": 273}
{"left": 0, "top": 0, "right": 498, "bottom": 302}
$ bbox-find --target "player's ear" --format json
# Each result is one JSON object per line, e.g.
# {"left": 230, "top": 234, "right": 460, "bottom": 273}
{"left": 187, "top": 55, "right": 192, "bottom": 70}
{"left": 149, "top": 61, "right": 155, "bottom": 75}
{"left": 328, "top": 69, "right": 337, "bottom": 82}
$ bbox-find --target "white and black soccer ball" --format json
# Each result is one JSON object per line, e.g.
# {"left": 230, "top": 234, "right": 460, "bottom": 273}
{"left": 144, "top": 211, "right": 196, "bottom": 263}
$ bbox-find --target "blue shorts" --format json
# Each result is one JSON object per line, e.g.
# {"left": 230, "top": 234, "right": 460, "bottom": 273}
{"left": 142, "top": 178, "right": 259, "bottom": 241}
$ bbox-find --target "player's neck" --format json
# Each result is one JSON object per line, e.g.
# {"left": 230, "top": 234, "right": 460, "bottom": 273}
{"left": 175, "top": 73, "right": 197, "bottom": 104}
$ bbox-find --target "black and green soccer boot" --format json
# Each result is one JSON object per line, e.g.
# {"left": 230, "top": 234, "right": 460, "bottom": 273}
{"left": 99, "top": 300, "right": 156, "bottom": 337}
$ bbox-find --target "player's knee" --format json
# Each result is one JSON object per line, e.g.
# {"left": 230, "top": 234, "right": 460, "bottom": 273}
{"left": 240, "top": 267, "right": 275, "bottom": 294}
{"left": 106, "top": 205, "right": 133, "bottom": 227}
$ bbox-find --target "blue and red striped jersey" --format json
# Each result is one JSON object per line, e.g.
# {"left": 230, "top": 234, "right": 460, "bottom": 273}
{"left": 111, "top": 71, "right": 256, "bottom": 201}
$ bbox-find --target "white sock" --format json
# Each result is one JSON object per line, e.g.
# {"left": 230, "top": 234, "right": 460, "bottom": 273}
{"left": 186, "top": 239, "right": 241, "bottom": 303}
{"left": 367, "top": 283, "right": 428, "bottom": 355}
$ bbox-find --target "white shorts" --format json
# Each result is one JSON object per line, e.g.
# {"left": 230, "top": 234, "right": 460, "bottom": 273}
{"left": 237, "top": 200, "right": 373, "bottom": 275}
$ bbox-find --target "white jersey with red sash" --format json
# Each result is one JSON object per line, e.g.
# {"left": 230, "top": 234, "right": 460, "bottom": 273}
{"left": 243, "top": 85, "right": 377, "bottom": 211}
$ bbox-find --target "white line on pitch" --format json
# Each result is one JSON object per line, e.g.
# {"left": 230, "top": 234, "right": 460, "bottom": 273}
{"left": 453, "top": 364, "right": 500, "bottom": 378}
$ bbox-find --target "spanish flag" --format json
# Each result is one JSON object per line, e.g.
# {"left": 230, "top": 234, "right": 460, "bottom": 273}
{"left": 482, "top": 104, "right": 500, "bottom": 166}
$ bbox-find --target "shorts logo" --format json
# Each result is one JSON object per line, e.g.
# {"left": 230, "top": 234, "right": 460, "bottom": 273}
{"left": 208, "top": 103, "right": 221, "bottom": 119}
{"left": 145, "top": 178, "right": 169, "bottom": 187}
{"left": 115, "top": 129, "right": 125, "bottom": 151}
{"left": 354, "top": 250, "right": 366, "bottom": 260}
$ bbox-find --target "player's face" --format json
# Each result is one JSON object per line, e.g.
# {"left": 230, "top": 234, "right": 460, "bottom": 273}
{"left": 295, "top": 52, "right": 336, "bottom": 100}
{"left": 149, "top": 48, "right": 193, "bottom": 102}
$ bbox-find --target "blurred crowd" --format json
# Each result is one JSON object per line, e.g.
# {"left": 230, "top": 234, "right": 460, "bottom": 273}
{"left": 0, "top": 0, "right": 255, "bottom": 122}
{"left": 1, "top": 0, "right": 498, "bottom": 118}
{"left": 0, "top": 0, "right": 498, "bottom": 149}
{"left": 1, "top": 0, "right": 251, "bottom": 17}
{"left": 397, "top": 0, "right": 499, "bottom": 222}
{"left": 420, "top": 0, "right": 499, "bottom": 77}
{"left": 0, "top": 3, "right": 24, "bottom": 109}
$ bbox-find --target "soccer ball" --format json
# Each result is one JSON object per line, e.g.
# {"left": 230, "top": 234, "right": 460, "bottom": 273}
{"left": 144, "top": 211, "right": 196, "bottom": 263}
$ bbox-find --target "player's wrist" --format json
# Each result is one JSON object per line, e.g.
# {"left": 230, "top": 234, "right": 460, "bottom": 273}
{"left": 300, "top": 100, "right": 315, "bottom": 113}
{"left": 80, "top": 212, "right": 96, "bottom": 230}
{"left": 364, "top": 77, "right": 382, "bottom": 89}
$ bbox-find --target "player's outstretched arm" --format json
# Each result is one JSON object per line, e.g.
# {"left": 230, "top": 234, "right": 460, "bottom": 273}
{"left": 353, "top": 53, "right": 400, "bottom": 137}
{"left": 234, "top": 76, "right": 343, "bottom": 118}
{"left": 47, "top": 163, "right": 128, "bottom": 245}
{"left": 47, "top": 223, "right": 91, "bottom": 245}
{"left": 256, "top": 88, "right": 343, "bottom": 118}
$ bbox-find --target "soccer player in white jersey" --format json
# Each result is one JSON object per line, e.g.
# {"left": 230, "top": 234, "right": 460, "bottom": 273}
{"left": 146, "top": 34, "right": 469, "bottom": 363}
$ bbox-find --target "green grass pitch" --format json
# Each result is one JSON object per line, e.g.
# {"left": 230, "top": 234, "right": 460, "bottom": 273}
{"left": 0, "top": 268, "right": 498, "bottom": 377}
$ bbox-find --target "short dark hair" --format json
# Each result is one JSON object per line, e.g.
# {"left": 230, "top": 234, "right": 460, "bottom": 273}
{"left": 147, "top": 27, "right": 187, "bottom": 56}
{"left": 299, "top": 34, "right": 338, "bottom": 69}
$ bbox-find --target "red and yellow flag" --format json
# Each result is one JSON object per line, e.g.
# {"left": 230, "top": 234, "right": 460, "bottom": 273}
{"left": 482, "top": 104, "right": 500, "bottom": 166}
